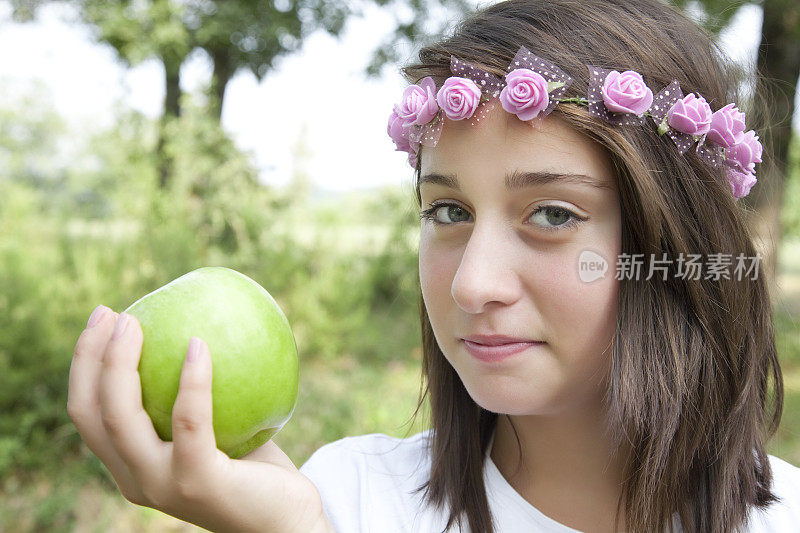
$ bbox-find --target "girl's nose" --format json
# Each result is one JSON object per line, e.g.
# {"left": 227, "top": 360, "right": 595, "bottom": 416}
{"left": 450, "top": 222, "right": 522, "bottom": 314}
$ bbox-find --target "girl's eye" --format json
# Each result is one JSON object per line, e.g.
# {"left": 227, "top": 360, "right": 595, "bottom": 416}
{"left": 419, "top": 202, "right": 585, "bottom": 232}
{"left": 529, "top": 205, "right": 584, "bottom": 231}
{"left": 419, "top": 202, "right": 472, "bottom": 224}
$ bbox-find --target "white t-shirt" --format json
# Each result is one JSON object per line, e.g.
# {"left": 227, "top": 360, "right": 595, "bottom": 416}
{"left": 299, "top": 428, "right": 800, "bottom": 532}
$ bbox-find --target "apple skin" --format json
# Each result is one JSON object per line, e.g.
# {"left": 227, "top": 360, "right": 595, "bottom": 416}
{"left": 124, "top": 266, "right": 299, "bottom": 459}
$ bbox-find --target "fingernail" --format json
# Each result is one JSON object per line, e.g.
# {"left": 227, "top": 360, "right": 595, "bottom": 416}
{"left": 112, "top": 312, "right": 129, "bottom": 340}
{"left": 87, "top": 305, "right": 109, "bottom": 328}
{"left": 187, "top": 337, "right": 202, "bottom": 363}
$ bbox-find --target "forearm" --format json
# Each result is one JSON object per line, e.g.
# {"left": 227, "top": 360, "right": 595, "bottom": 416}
{"left": 154, "top": 483, "right": 333, "bottom": 533}
{"left": 163, "top": 504, "right": 334, "bottom": 533}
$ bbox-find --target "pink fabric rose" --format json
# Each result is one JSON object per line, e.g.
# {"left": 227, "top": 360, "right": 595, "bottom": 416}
{"left": 387, "top": 110, "right": 412, "bottom": 153}
{"left": 724, "top": 130, "right": 762, "bottom": 174}
{"left": 727, "top": 168, "right": 757, "bottom": 199}
{"left": 387, "top": 109, "right": 421, "bottom": 166}
{"left": 667, "top": 93, "right": 712, "bottom": 136}
{"left": 394, "top": 76, "right": 439, "bottom": 127}
{"left": 499, "top": 68, "right": 550, "bottom": 121}
{"left": 706, "top": 103, "right": 746, "bottom": 148}
{"left": 601, "top": 70, "right": 653, "bottom": 116}
{"left": 436, "top": 77, "right": 482, "bottom": 121}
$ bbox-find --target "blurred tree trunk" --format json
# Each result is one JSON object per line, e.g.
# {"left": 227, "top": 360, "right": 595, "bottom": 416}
{"left": 164, "top": 65, "right": 181, "bottom": 119}
{"left": 157, "top": 56, "right": 183, "bottom": 189}
{"left": 208, "top": 49, "right": 233, "bottom": 123}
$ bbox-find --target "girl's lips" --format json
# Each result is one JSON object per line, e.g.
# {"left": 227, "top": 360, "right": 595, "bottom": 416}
{"left": 462, "top": 339, "right": 545, "bottom": 362}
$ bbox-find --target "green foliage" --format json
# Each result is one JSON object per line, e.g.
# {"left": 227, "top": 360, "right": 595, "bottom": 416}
{"left": 194, "top": 0, "right": 308, "bottom": 78}
{"left": 81, "top": 0, "right": 192, "bottom": 67}
{"left": 667, "top": 0, "right": 750, "bottom": 35}
{"left": 274, "top": 183, "right": 422, "bottom": 364}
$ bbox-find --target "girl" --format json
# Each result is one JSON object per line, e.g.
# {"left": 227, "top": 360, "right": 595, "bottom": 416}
{"left": 68, "top": 0, "right": 800, "bottom": 532}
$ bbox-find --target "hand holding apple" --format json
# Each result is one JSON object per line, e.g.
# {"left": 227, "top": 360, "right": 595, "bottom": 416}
{"left": 67, "top": 275, "right": 334, "bottom": 532}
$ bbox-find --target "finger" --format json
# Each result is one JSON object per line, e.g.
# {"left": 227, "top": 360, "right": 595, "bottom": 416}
{"left": 171, "top": 337, "right": 222, "bottom": 482}
{"left": 68, "top": 305, "right": 116, "bottom": 421}
{"left": 99, "top": 312, "right": 165, "bottom": 474}
{"left": 69, "top": 308, "right": 147, "bottom": 502}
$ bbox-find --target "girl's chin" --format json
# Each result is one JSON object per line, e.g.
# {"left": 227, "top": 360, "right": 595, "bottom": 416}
{"left": 458, "top": 380, "right": 547, "bottom": 416}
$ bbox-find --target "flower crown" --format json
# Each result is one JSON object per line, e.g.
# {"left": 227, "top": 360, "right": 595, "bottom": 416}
{"left": 387, "top": 45, "right": 762, "bottom": 199}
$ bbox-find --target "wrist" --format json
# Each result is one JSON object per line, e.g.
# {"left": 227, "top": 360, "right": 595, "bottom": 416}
{"left": 308, "top": 515, "right": 335, "bottom": 533}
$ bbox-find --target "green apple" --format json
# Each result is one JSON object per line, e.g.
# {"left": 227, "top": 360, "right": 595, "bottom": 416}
{"left": 124, "top": 266, "right": 298, "bottom": 459}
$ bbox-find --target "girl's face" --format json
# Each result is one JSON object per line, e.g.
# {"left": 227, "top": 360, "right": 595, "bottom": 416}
{"left": 418, "top": 108, "right": 622, "bottom": 416}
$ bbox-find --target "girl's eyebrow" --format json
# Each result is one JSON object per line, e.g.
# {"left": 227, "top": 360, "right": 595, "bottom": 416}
{"left": 419, "top": 170, "right": 613, "bottom": 191}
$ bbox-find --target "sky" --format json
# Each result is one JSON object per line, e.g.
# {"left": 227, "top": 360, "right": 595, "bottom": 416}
{"left": 0, "top": 1, "right": 794, "bottom": 193}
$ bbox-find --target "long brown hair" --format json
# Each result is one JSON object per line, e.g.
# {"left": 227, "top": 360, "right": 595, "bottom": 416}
{"left": 400, "top": 1, "right": 784, "bottom": 532}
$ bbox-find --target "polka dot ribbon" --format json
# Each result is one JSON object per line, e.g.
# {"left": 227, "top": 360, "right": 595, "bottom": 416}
{"left": 648, "top": 79, "right": 724, "bottom": 168}
{"left": 586, "top": 65, "right": 648, "bottom": 127}
{"left": 450, "top": 55, "right": 506, "bottom": 126}
{"left": 505, "top": 46, "right": 573, "bottom": 127}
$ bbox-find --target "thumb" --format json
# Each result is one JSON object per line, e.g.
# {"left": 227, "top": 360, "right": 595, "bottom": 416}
{"left": 170, "top": 337, "right": 220, "bottom": 481}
